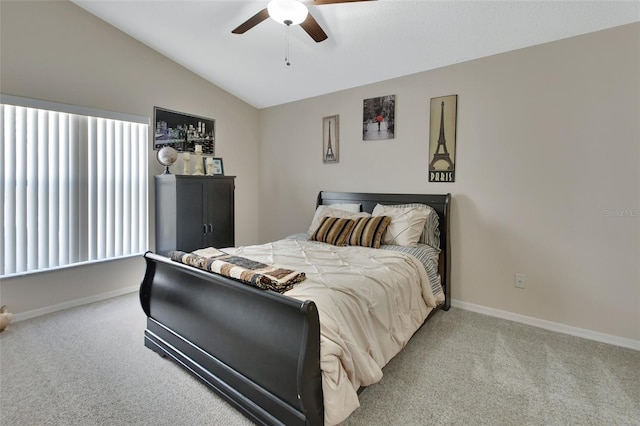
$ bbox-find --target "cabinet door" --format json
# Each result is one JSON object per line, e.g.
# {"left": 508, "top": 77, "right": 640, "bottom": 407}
{"left": 204, "top": 179, "right": 234, "bottom": 248}
{"left": 176, "top": 179, "right": 206, "bottom": 252}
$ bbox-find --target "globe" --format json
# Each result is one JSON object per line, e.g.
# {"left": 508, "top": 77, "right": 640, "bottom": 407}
{"left": 157, "top": 146, "right": 178, "bottom": 174}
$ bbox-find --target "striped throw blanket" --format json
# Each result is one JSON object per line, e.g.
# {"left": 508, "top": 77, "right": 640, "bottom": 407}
{"left": 168, "top": 248, "right": 306, "bottom": 293}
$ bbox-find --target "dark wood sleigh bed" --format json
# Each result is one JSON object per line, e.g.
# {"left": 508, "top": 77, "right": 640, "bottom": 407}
{"left": 139, "top": 191, "right": 451, "bottom": 425}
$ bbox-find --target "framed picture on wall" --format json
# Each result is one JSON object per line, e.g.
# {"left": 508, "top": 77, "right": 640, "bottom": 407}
{"left": 323, "top": 115, "right": 339, "bottom": 163}
{"left": 154, "top": 107, "right": 215, "bottom": 154}
{"left": 362, "top": 95, "right": 395, "bottom": 140}
{"left": 428, "top": 94, "right": 457, "bottom": 182}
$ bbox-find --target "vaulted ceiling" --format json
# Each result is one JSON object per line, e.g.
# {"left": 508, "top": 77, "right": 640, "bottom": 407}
{"left": 72, "top": 0, "right": 639, "bottom": 109}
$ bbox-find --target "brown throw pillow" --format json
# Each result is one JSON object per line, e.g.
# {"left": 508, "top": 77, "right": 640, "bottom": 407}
{"left": 310, "top": 216, "right": 355, "bottom": 246}
{"left": 349, "top": 216, "right": 391, "bottom": 248}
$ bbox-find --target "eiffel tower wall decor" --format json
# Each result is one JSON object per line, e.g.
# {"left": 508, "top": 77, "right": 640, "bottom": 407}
{"left": 428, "top": 95, "right": 457, "bottom": 182}
{"left": 323, "top": 115, "right": 339, "bottom": 163}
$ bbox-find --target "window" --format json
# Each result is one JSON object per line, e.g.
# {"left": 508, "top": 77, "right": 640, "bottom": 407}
{"left": 1, "top": 95, "right": 149, "bottom": 277}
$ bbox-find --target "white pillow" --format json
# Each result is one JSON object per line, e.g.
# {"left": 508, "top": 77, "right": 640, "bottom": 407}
{"left": 389, "top": 203, "right": 440, "bottom": 249}
{"left": 307, "top": 205, "right": 370, "bottom": 235}
{"left": 372, "top": 204, "right": 429, "bottom": 247}
{"left": 327, "top": 203, "right": 361, "bottom": 213}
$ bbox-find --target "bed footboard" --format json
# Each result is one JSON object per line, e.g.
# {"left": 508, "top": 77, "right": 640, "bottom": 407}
{"left": 140, "top": 252, "right": 323, "bottom": 426}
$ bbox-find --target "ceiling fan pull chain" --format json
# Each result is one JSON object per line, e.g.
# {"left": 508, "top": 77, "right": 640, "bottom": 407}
{"left": 284, "top": 23, "right": 291, "bottom": 66}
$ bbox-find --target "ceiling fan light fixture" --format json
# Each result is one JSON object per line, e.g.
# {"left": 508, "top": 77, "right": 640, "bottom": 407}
{"left": 267, "top": 0, "right": 308, "bottom": 26}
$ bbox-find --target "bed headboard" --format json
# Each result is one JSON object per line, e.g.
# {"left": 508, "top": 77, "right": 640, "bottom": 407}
{"left": 317, "top": 191, "right": 451, "bottom": 311}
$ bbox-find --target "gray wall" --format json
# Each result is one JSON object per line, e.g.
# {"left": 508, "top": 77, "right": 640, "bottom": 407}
{"left": 2, "top": 1, "right": 638, "bottom": 345}
{"left": 0, "top": 1, "right": 261, "bottom": 314}
{"left": 258, "top": 24, "right": 640, "bottom": 343}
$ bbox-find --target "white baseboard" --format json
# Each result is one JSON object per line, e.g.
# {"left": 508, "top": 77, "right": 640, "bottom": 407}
{"left": 451, "top": 299, "right": 640, "bottom": 352}
{"left": 11, "top": 290, "right": 639, "bottom": 351}
{"left": 12, "top": 286, "right": 139, "bottom": 323}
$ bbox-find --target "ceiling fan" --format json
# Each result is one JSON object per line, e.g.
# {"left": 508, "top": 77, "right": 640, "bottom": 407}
{"left": 231, "top": 0, "right": 377, "bottom": 43}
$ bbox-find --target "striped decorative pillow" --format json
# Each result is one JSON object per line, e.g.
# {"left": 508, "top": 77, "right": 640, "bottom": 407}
{"left": 307, "top": 205, "right": 370, "bottom": 235}
{"left": 349, "top": 216, "right": 392, "bottom": 248}
{"left": 310, "top": 216, "right": 356, "bottom": 246}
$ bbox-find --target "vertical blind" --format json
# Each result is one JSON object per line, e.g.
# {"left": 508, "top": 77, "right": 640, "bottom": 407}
{"left": 1, "top": 95, "right": 148, "bottom": 277}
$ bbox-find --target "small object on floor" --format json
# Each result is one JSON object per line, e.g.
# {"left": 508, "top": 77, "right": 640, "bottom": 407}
{"left": 0, "top": 305, "right": 13, "bottom": 332}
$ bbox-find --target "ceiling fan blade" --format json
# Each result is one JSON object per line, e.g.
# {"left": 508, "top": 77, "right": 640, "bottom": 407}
{"left": 300, "top": 13, "right": 328, "bottom": 43}
{"left": 312, "top": 0, "right": 376, "bottom": 5}
{"left": 231, "top": 8, "right": 269, "bottom": 34}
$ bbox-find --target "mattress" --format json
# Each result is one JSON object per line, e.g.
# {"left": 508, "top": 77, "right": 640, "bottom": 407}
{"left": 203, "top": 237, "right": 443, "bottom": 424}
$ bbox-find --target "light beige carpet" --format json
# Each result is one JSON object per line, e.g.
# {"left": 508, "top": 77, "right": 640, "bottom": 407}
{"left": 1, "top": 292, "right": 638, "bottom": 425}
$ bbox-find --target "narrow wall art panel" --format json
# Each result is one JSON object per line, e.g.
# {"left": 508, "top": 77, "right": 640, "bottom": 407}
{"left": 323, "top": 115, "right": 339, "bottom": 163}
{"left": 428, "top": 95, "right": 457, "bottom": 182}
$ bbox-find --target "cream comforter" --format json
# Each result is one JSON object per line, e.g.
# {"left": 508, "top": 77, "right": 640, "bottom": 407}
{"left": 219, "top": 238, "right": 442, "bottom": 425}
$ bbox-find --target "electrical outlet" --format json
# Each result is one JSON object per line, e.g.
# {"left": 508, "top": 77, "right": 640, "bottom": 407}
{"left": 514, "top": 273, "right": 526, "bottom": 289}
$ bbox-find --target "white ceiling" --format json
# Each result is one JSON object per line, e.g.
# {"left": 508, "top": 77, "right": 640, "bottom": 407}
{"left": 71, "top": 0, "right": 639, "bottom": 109}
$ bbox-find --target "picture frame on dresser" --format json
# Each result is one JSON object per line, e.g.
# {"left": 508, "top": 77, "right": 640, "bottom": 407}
{"left": 212, "top": 158, "right": 224, "bottom": 175}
